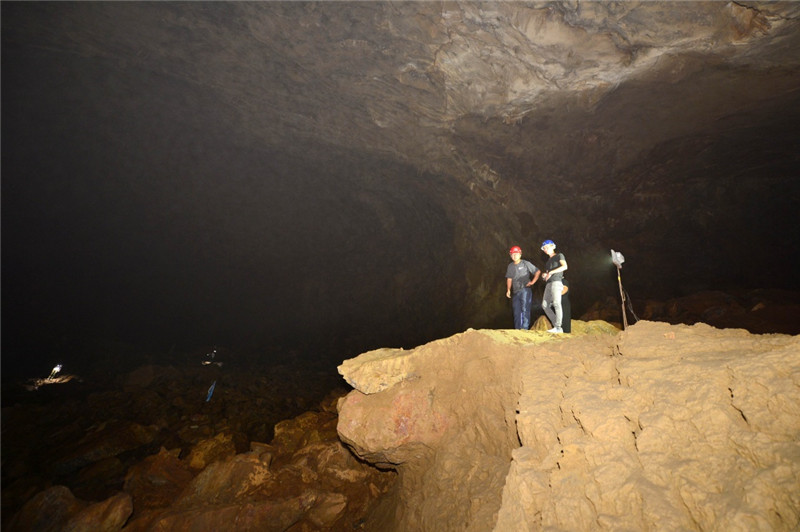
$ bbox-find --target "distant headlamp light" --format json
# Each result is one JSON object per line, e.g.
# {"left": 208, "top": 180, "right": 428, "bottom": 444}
{"left": 48, "top": 364, "right": 62, "bottom": 380}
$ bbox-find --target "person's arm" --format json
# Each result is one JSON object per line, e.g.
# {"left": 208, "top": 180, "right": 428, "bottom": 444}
{"left": 543, "top": 256, "right": 567, "bottom": 281}
{"left": 506, "top": 277, "right": 513, "bottom": 298}
{"left": 526, "top": 269, "right": 541, "bottom": 287}
{"left": 549, "top": 258, "right": 568, "bottom": 275}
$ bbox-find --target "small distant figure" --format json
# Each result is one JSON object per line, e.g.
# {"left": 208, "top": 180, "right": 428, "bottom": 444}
{"left": 202, "top": 347, "right": 224, "bottom": 367}
{"left": 561, "top": 278, "right": 571, "bottom": 334}
{"left": 541, "top": 240, "right": 568, "bottom": 333}
{"left": 505, "top": 245, "right": 541, "bottom": 330}
{"left": 206, "top": 380, "right": 217, "bottom": 402}
{"left": 47, "top": 364, "right": 62, "bottom": 380}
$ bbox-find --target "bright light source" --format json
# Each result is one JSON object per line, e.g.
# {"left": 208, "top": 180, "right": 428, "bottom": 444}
{"left": 611, "top": 249, "right": 625, "bottom": 268}
{"left": 47, "top": 364, "right": 63, "bottom": 380}
{"left": 26, "top": 365, "right": 75, "bottom": 391}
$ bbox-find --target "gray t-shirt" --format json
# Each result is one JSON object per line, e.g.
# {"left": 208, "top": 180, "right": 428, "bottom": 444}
{"left": 505, "top": 260, "right": 539, "bottom": 293}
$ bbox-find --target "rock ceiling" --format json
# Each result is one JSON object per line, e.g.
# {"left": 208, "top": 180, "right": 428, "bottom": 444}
{"left": 3, "top": 2, "right": 800, "bottom": 352}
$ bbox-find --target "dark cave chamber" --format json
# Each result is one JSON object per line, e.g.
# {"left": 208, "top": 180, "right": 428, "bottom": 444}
{"left": 3, "top": 2, "right": 800, "bottom": 527}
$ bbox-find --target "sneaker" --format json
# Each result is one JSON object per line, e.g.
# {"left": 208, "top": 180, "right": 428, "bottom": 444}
{"left": 547, "top": 327, "right": 563, "bottom": 334}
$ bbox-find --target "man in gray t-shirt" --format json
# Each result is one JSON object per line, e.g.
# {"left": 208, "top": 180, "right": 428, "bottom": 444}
{"left": 505, "top": 245, "right": 540, "bottom": 329}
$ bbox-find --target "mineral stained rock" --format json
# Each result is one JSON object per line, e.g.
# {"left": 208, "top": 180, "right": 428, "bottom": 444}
{"left": 337, "top": 322, "right": 800, "bottom": 531}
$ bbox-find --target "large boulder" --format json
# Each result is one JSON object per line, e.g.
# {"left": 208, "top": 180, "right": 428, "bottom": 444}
{"left": 7, "top": 486, "right": 132, "bottom": 532}
{"left": 338, "top": 329, "right": 545, "bottom": 530}
{"left": 52, "top": 421, "right": 159, "bottom": 476}
{"left": 6, "top": 486, "right": 86, "bottom": 532}
{"left": 123, "top": 447, "right": 194, "bottom": 513}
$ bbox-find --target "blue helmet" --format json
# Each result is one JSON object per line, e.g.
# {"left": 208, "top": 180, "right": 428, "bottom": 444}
{"left": 541, "top": 239, "right": 555, "bottom": 249}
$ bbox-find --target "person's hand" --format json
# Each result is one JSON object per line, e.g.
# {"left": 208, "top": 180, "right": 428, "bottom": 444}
{"left": 542, "top": 272, "right": 549, "bottom": 281}
{"left": 506, "top": 290, "right": 511, "bottom": 299}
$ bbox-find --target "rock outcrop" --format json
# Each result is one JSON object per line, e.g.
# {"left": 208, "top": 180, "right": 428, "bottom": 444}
{"left": 337, "top": 322, "right": 800, "bottom": 531}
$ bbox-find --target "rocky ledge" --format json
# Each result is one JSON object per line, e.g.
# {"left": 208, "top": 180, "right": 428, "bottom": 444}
{"left": 337, "top": 322, "right": 800, "bottom": 531}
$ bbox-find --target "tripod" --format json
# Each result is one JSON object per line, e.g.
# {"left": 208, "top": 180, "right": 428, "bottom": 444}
{"left": 615, "top": 264, "right": 628, "bottom": 330}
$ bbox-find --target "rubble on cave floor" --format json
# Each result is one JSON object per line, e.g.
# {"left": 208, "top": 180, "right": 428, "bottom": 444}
{"left": 2, "top": 353, "right": 395, "bottom": 531}
{"left": 580, "top": 288, "right": 800, "bottom": 335}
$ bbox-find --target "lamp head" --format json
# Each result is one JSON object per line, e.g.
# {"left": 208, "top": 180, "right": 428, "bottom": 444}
{"left": 611, "top": 249, "right": 625, "bottom": 268}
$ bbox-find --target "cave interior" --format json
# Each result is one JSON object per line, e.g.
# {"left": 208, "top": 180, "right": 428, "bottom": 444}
{"left": 2, "top": 1, "right": 799, "bottom": 377}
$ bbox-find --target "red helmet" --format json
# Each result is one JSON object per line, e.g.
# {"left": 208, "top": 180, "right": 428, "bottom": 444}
{"left": 509, "top": 246, "right": 522, "bottom": 254}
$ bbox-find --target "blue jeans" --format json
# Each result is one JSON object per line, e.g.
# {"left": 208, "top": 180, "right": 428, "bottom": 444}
{"left": 542, "top": 281, "right": 563, "bottom": 329}
{"left": 511, "top": 288, "right": 533, "bottom": 330}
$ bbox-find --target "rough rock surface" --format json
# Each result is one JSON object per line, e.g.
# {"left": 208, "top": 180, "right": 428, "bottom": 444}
{"left": 337, "top": 322, "right": 800, "bottom": 531}
{"left": 6, "top": 485, "right": 87, "bottom": 532}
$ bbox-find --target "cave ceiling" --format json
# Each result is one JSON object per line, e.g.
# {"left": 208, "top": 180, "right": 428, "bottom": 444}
{"left": 3, "top": 1, "right": 800, "bottom": 351}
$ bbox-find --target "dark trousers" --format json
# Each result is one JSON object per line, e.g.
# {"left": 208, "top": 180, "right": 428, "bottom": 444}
{"left": 511, "top": 288, "right": 533, "bottom": 330}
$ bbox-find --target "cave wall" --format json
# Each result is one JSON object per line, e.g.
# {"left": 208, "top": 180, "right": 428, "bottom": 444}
{"left": 451, "top": 57, "right": 800, "bottom": 309}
